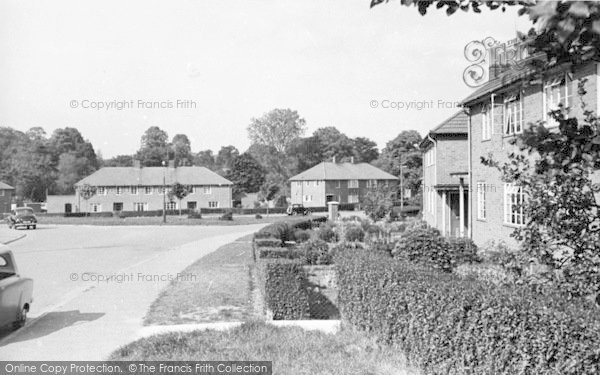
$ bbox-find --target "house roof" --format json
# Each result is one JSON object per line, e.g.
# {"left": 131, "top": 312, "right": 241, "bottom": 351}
{"left": 0, "top": 181, "right": 15, "bottom": 190}
{"left": 429, "top": 111, "right": 468, "bottom": 135}
{"left": 75, "top": 166, "right": 232, "bottom": 186}
{"left": 289, "top": 162, "right": 398, "bottom": 181}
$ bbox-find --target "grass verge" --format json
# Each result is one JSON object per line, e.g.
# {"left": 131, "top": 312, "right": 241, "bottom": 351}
{"left": 109, "top": 321, "right": 420, "bottom": 375}
{"left": 36, "top": 215, "right": 286, "bottom": 226}
{"left": 144, "top": 234, "right": 256, "bottom": 325}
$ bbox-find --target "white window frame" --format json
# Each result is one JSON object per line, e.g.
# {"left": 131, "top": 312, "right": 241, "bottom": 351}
{"left": 165, "top": 201, "right": 177, "bottom": 210}
{"left": 204, "top": 186, "right": 212, "bottom": 195}
{"left": 503, "top": 92, "right": 523, "bottom": 135}
{"left": 130, "top": 186, "right": 138, "bottom": 195}
{"left": 314, "top": 181, "right": 319, "bottom": 187}
{"left": 115, "top": 186, "right": 123, "bottom": 195}
{"left": 134, "top": 202, "right": 147, "bottom": 212}
{"left": 504, "top": 183, "right": 525, "bottom": 226}
{"left": 336, "top": 180, "right": 341, "bottom": 188}
{"left": 348, "top": 180, "right": 359, "bottom": 189}
{"left": 144, "top": 187, "right": 153, "bottom": 195}
{"left": 482, "top": 104, "right": 492, "bottom": 140}
{"left": 97, "top": 187, "right": 106, "bottom": 195}
{"left": 476, "top": 182, "right": 486, "bottom": 220}
{"left": 90, "top": 203, "right": 102, "bottom": 213}
{"left": 348, "top": 194, "right": 359, "bottom": 203}
{"left": 208, "top": 201, "right": 219, "bottom": 208}
{"left": 303, "top": 194, "right": 313, "bottom": 202}
{"left": 543, "top": 74, "right": 572, "bottom": 127}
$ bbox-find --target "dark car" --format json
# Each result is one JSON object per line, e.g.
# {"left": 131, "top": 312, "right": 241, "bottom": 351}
{"left": 7, "top": 207, "right": 37, "bottom": 230}
{"left": 286, "top": 204, "right": 310, "bottom": 216}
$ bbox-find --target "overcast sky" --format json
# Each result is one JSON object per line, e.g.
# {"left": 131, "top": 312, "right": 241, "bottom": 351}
{"left": 0, "top": 0, "right": 532, "bottom": 158}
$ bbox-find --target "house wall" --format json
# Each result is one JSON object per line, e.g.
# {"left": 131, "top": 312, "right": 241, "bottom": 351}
{"left": 422, "top": 142, "right": 437, "bottom": 229}
{"left": 290, "top": 180, "right": 326, "bottom": 207}
{"left": 291, "top": 179, "right": 398, "bottom": 208}
{"left": 76, "top": 185, "right": 232, "bottom": 212}
{"left": 47, "top": 195, "right": 78, "bottom": 213}
{"left": 469, "top": 61, "right": 599, "bottom": 249}
{"left": 0, "top": 189, "right": 13, "bottom": 213}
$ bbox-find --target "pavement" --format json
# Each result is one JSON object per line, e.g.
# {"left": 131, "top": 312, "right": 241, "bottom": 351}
{"left": 0, "top": 223, "right": 266, "bottom": 360}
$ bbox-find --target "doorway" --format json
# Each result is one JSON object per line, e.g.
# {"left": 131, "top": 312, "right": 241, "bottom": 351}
{"left": 448, "top": 191, "right": 468, "bottom": 237}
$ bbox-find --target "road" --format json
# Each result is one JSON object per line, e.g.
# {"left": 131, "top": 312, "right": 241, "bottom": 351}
{"left": 0, "top": 224, "right": 265, "bottom": 360}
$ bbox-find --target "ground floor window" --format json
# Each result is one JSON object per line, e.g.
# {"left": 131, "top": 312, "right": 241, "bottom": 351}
{"left": 165, "top": 201, "right": 177, "bottom": 210}
{"left": 348, "top": 194, "right": 359, "bottom": 203}
{"left": 187, "top": 201, "right": 197, "bottom": 209}
{"left": 134, "top": 202, "right": 147, "bottom": 212}
{"left": 476, "top": 182, "right": 486, "bottom": 220}
{"left": 303, "top": 195, "right": 313, "bottom": 202}
{"left": 504, "top": 183, "right": 525, "bottom": 226}
{"left": 113, "top": 202, "right": 123, "bottom": 212}
{"left": 90, "top": 203, "right": 102, "bottom": 213}
{"left": 208, "top": 201, "right": 219, "bottom": 208}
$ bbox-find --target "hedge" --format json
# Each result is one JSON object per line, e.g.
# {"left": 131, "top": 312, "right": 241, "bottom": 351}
{"left": 336, "top": 249, "right": 600, "bottom": 375}
{"left": 255, "top": 216, "right": 327, "bottom": 243}
{"left": 255, "top": 259, "right": 310, "bottom": 320}
{"left": 256, "top": 247, "right": 303, "bottom": 260}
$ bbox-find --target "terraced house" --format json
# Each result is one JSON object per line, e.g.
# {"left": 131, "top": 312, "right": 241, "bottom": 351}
{"left": 66, "top": 162, "right": 233, "bottom": 213}
{"left": 289, "top": 160, "right": 398, "bottom": 208}
{"left": 423, "top": 40, "right": 600, "bottom": 248}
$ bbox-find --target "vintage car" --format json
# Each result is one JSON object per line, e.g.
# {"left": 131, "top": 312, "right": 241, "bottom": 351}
{"left": 286, "top": 204, "right": 310, "bottom": 216}
{"left": 0, "top": 249, "right": 33, "bottom": 329}
{"left": 7, "top": 207, "right": 37, "bottom": 230}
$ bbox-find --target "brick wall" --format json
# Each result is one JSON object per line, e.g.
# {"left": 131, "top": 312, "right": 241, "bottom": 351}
{"left": 291, "top": 179, "right": 398, "bottom": 208}
{"left": 0, "top": 189, "right": 13, "bottom": 213}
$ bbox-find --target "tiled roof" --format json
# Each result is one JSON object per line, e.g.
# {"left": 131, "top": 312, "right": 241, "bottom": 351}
{"left": 75, "top": 166, "right": 232, "bottom": 186}
{"left": 289, "top": 162, "right": 398, "bottom": 181}
{"left": 0, "top": 181, "right": 14, "bottom": 190}
{"left": 429, "top": 111, "right": 468, "bottom": 135}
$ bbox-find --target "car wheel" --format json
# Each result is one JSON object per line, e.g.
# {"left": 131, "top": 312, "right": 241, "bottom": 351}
{"left": 33, "top": 225, "right": 37, "bottom": 229}
{"left": 13, "top": 305, "right": 28, "bottom": 329}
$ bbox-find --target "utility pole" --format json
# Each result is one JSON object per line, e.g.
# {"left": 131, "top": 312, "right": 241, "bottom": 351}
{"left": 162, "top": 160, "right": 167, "bottom": 224}
{"left": 400, "top": 156, "right": 404, "bottom": 215}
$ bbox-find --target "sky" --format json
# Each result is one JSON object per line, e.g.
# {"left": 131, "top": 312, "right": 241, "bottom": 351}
{"left": 0, "top": 0, "right": 533, "bottom": 158}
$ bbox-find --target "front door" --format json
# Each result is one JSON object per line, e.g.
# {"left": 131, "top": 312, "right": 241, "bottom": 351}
{"left": 448, "top": 191, "right": 468, "bottom": 237}
{"left": 64, "top": 203, "right": 72, "bottom": 213}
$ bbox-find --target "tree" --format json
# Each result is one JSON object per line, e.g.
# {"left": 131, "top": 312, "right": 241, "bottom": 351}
{"left": 194, "top": 150, "right": 216, "bottom": 170}
{"left": 55, "top": 153, "right": 95, "bottom": 194}
{"left": 286, "top": 136, "right": 325, "bottom": 175}
{"left": 247, "top": 108, "right": 307, "bottom": 153}
{"left": 363, "top": 185, "right": 396, "bottom": 221}
{"left": 482, "top": 81, "right": 600, "bottom": 298}
{"left": 352, "top": 137, "right": 379, "bottom": 163}
{"left": 374, "top": 130, "right": 423, "bottom": 203}
{"left": 104, "top": 155, "right": 134, "bottom": 167}
{"left": 215, "top": 145, "right": 240, "bottom": 173}
{"left": 172, "top": 134, "right": 193, "bottom": 166}
{"left": 79, "top": 183, "right": 97, "bottom": 202}
{"left": 313, "top": 127, "right": 355, "bottom": 161}
{"left": 168, "top": 182, "right": 190, "bottom": 216}
{"left": 136, "top": 126, "right": 170, "bottom": 166}
{"left": 225, "top": 153, "right": 266, "bottom": 199}
{"left": 379, "top": 1, "right": 600, "bottom": 66}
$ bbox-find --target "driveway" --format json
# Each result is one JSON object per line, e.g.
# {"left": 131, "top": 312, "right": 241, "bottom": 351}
{"left": 0, "top": 224, "right": 265, "bottom": 360}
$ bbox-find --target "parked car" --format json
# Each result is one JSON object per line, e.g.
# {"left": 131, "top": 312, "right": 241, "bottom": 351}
{"left": 286, "top": 204, "right": 310, "bottom": 216}
{"left": 7, "top": 207, "right": 37, "bottom": 230}
{"left": 0, "top": 249, "right": 33, "bottom": 329}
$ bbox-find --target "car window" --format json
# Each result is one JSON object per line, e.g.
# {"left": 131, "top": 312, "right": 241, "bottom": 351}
{"left": 0, "top": 256, "right": 7, "bottom": 267}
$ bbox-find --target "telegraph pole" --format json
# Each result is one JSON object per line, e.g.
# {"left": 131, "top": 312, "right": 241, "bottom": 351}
{"left": 162, "top": 160, "right": 167, "bottom": 224}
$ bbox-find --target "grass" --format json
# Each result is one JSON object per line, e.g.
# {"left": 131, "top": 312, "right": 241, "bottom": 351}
{"left": 36, "top": 214, "right": 287, "bottom": 226}
{"left": 144, "top": 234, "right": 256, "bottom": 325}
{"left": 109, "top": 321, "right": 420, "bottom": 375}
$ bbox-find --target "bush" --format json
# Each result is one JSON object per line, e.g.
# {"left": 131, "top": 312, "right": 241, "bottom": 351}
{"left": 257, "top": 260, "right": 310, "bottom": 320}
{"left": 317, "top": 222, "right": 338, "bottom": 243}
{"left": 257, "top": 247, "right": 303, "bottom": 260}
{"left": 301, "top": 238, "right": 332, "bottom": 265}
{"left": 344, "top": 225, "right": 365, "bottom": 242}
{"left": 255, "top": 214, "right": 263, "bottom": 219}
{"left": 392, "top": 223, "right": 452, "bottom": 272}
{"left": 448, "top": 237, "right": 480, "bottom": 264}
{"left": 337, "top": 249, "right": 600, "bottom": 375}
{"left": 254, "top": 238, "right": 282, "bottom": 248}
{"left": 219, "top": 211, "right": 233, "bottom": 221}
{"left": 293, "top": 229, "right": 311, "bottom": 243}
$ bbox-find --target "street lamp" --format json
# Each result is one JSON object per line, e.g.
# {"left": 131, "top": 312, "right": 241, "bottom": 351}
{"left": 162, "top": 160, "right": 167, "bottom": 224}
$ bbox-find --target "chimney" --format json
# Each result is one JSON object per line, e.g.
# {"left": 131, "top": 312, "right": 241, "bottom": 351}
{"left": 133, "top": 160, "right": 141, "bottom": 169}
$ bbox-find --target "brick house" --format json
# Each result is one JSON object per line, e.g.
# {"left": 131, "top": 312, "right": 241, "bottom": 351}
{"left": 421, "top": 111, "right": 469, "bottom": 237}
{"left": 61, "top": 163, "right": 233, "bottom": 213}
{"left": 289, "top": 160, "right": 398, "bottom": 208}
{"left": 0, "top": 181, "right": 15, "bottom": 213}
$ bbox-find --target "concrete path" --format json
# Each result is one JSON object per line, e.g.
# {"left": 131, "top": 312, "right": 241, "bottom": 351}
{"left": 0, "top": 224, "right": 265, "bottom": 360}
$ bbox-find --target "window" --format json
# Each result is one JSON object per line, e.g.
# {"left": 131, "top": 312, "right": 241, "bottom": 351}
{"left": 165, "top": 201, "right": 177, "bottom": 210}
{"left": 503, "top": 92, "right": 523, "bottom": 135}
{"left": 477, "top": 182, "right": 486, "bottom": 220}
{"left": 134, "top": 202, "right": 147, "bottom": 212}
{"left": 0, "top": 190, "right": 4, "bottom": 197}
{"left": 348, "top": 180, "right": 359, "bottom": 188}
{"left": 189, "top": 186, "right": 195, "bottom": 194}
{"left": 348, "top": 194, "right": 359, "bottom": 203}
{"left": 144, "top": 187, "right": 153, "bottom": 195}
{"left": 159, "top": 186, "right": 166, "bottom": 195}
{"left": 544, "top": 74, "right": 572, "bottom": 127}
{"left": 204, "top": 186, "right": 212, "bottom": 194}
{"left": 303, "top": 195, "right": 313, "bottom": 202}
{"left": 482, "top": 104, "right": 492, "bottom": 140}
{"left": 187, "top": 201, "right": 197, "bottom": 210}
{"left": 90, "top": 203, "right": 102, "bottom": 213}
{"left": 504, "top": 183, "right": 525, "bottom": 226}
{"left": 113, "top": 202, "right": 123, "bottom": 212}
{"left": 367, "top": 180, "right": 377, "bottom": 189}
{"left": 208, "top": 201, "right": 219, "bottom": 208}
{"left": 131, "top": 186, "right": 138, "bottom": 195}
{"left": 97, "top": 187, "right": 106, "bottom": 195}
{"left": 116, "top": 187, "right": 123, "bottom": 195}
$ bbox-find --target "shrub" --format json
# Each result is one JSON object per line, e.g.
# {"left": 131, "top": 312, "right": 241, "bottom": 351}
{"left": 257, "top": 247, "right": 303, "bottom": 260}
{"left": 257, "top": 260, "right": 310, "bottom": 320}
{"left": 337, "top": 249, "right": 600, "bottom": 375}
{"left": 219, "top": 211, "right": 233, "bottom": 221}
{"left": 317, "top": 222, "right": 338, "bottom": 243}
{"left": 255, "top": 214, "right": 263, "bottom": 219}
{"left": 293, "top": 229, "right": 311, "bottom": 243}
{"left": 254, "top": 238, "right": 282, "bottom": 248}
{"left": 344, "top": 225, "right": 365, "bottom": 242}
{"left": 301, "top": 238, "right": 332, "bottom": 265}
{"left": 392, "top": 223, "right": 452, "bottom": 272}
{"left": 447, "top": 237, "right": 480, "bottom": 264}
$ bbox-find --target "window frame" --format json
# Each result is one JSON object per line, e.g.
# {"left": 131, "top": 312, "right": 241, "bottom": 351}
{"left": 503, "top": 183, "right": 525, "bottom": 226}
{"left": 476, "top": 182, "right": 486, "bottom": 220}
{"left": 481, "top": 104, "right": 492, "bottom": 140}
{"left": 503, "top": 92, "right": 524, "bottom": 136}
{"left": 543, "top": 73, "right": 572, "bottom": 127}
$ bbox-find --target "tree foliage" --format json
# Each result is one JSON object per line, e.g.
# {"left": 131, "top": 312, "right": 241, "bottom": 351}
{"left": 225, "top": 153, "right": 266, "bottom": 199}
{"left": 247, "top": 108, "right": 307, "bottom": 153}
{"left": 168, "top": 182, "right": 190, "bottom": 215}
{"left": 363, "top": 185, "right": 396, "bottom": 221}
{"left": 136, "top": 126, "right": 170, "bottom": 167}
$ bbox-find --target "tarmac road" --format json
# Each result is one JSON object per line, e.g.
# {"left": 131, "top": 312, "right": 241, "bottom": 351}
{"left": 0, "top": 223, "right": 265, "bottom": 360}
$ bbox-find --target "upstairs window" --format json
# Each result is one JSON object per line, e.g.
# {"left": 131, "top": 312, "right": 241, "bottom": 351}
{"left": 203, "top": 186, "right": 212, "bottom": 194}
{"left": 504, "top": 93, "right": 523, "bottom": 135}
{"left": 97, "top": 187, "right": 106, "bottom": 195}
{"left": 130, "top": 186, "right": 138, "bottom": 195}
{"left": 348, "top": 180, "right": 359, "bottom": 189}
{"left": 544, "top": 74, "right": 572, "bottom": 127}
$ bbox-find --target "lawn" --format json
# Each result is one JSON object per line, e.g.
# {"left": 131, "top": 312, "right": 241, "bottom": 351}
{"left": 144, "top": 234, "right": 257, "bottom": 325}
{"left": 36, "top": 214, "right": 288, "bottom": 226}
{"left": 109, "top": 321, "right": 420, "bottom": 375}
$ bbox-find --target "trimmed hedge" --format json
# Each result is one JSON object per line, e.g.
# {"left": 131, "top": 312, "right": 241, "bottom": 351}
{"left": 300, "top": 238, "right": 332, "bottom": 265}
{"left": 257, "top": 247, "right": 303, "bottom": 260}
{"left": 392, "top": 224, "right": 452, "bottom": 271}
{"left": 256, "top": 259, "right": 310, "bottom": 320}
{"left": 254, "top": 238, "right": 283, "bottom": 248}
{"left": 255, "top": 216, "right": 327, "bottom": 243}
{"left": 336, "top": 249, "right": 600, "bottom": 375}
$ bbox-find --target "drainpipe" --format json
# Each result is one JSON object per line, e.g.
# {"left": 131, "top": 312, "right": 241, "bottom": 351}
{"left": 427, "top": 134, "right": 437, "bottom": 225}
{"left": 464, "top": 106, "right": 473, "bottom": 239}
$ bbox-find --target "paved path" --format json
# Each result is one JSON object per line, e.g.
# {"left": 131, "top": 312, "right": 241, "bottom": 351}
{"left": 0, "top": 224, "right": 265, "bottom": 360}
